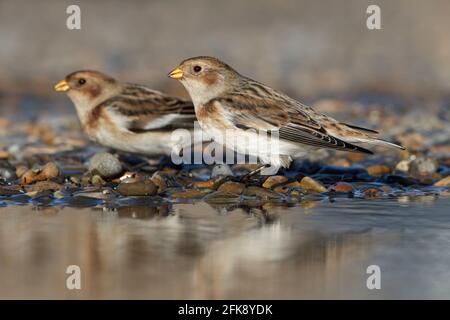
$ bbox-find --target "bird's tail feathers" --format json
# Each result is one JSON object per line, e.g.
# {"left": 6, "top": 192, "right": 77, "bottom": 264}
{"left": 354, "top": 137, "right": 405, "bottom": 150}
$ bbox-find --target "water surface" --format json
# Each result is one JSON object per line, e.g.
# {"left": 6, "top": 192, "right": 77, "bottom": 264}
{"left": 1, "top": 196, "right": 449, "bottom": 299}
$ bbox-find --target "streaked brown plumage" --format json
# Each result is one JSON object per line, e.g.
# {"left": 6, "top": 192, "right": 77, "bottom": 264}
{"left": 169, "top": 56, "right": 404, "bottom": 169}
{"left": 55, "top": 70, "right": 196, "bottom": 156}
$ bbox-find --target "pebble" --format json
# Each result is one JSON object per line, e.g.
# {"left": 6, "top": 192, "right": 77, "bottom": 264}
{"left": 25, "top": 181, "right": 63, "bottom": 192}
{"left": 364, "top": 188, "right": 382, "bottom": 198}
{"left": 0, "top": 167, "right": 17, "bottom": 181}
{"left": 20, "top": 162, "right": 60, "bottom": 184}
{"left": 395, "top": 160, "right": 410, "bottom": 172}
{"left": 88, "top": 153, "right": 122, "bottom": 178}
{"left": 434, "top": 176, "right": 450, "bottom": 187}
{"left": 243, "top": 186, "right": 282, "bottom": 200}
{"left": 273, "top": 181, "right": 302, "bottom": 194}
{"left": 367, "top": 165, "right": 391, "bottom": 176}
{"left": 117, "top": 180, "right": 157, "bottom": 196}
{"left": 262, "top": 175, "right": 289, "bottom": 189}
{"left": 299, "top": 177, "right": 327, "bottom": 193}
{"left": 211, "top": 164, "right": 234, "bottom": 178}
{"left": 410, "top": 157, "right": 439, "bottom": 177}
{"left": 91, "top": 175, "right": 106, "bottom": 186}
{"left": 330, "top": 182, "right": 354, "bottom": 192}
{"left": 191, "top": 179, "right": 218, "bottom": 189}
{"left": 217, "top": 181, "right": 245, "bottom": 194}
{"left": 0, "top": 150, "right": 11, "bottom": 160}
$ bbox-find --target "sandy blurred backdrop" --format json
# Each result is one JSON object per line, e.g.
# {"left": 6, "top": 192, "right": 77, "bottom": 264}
{"left": 0, "top": 0, "right": 450, "bottom": 101}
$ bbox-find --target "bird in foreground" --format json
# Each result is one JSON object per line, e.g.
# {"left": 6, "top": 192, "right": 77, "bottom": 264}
{"left": 54, "top": 70, "right": 196, "bottom": 156}
{"left": 168, "top": 56, "right": 404, "bottom": 170}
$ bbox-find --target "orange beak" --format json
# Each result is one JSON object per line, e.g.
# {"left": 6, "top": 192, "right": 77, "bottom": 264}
{"left": 168, "top": 67, "right": 184, "bottom": 80}
{"left": 54, "top": 80, "right": 70, "bottom": 92}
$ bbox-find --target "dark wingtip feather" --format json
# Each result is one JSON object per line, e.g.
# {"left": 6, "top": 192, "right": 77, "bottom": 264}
{"left": 341, "top": 123, "right": 379, "bottom": 134}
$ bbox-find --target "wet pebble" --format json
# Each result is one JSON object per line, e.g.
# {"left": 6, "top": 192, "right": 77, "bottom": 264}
{"left": 117, "top": 180, "right": 157, "bottom": 196}
{"left": 410, "top": 157, "right": 439, "bottom": 177}
{"left": 364, "top": 187, "right": 382, "bottom": 198}
{"left": 217, "top": 181, "right": 245, "bottom": 194}
{"left": 91, "top": 175, "right": 106, "bottom": 186}
{"left": 0, "top": 167, "right": 17, "bottom": 181}
{"left": 191, "top": 179, "right": 218, "bottom": 189}
{"left": 299, "top": 176, "right": 327, "bottom": 193}
{"left": 395, "top": 160, "right": 410, "bottom": 172}
{"left": 20, "top": 162, "right": 60, "bottom": 184}
{"left": 262, "top": 175, "right": 288, "bottom": 189}
{"left": 25, "top": 181, "right": 63, "bottom": 192}
{"left": 330, "top": 182, "right": 354, "bottom": 193}
{"left": 88, "top": 152, "right": 122, "bottom": 178}
{"left": 273, "top": 181, "right": 302, "bottom": 194}
{"left": 0, "top": 150, "right": 11, "bottom": 160}
{"left": 434, "top": 176, "right": 450, "bottom": 187}
{"left": 243, "top": 186, "right": 282, "bottom": 200}
{"left": 367, "top": 165, "right": 391, "bottom": 176}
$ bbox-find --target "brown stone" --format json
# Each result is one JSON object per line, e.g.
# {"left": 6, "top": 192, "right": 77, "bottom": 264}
{"left": 434, "top": 176, "right": 450, "bottom": 187}
{"left": 25, "top": 181, "right": 63, "bottom": 192}
{"left": 262, "top": 175, "right": 289, "bottom": 189}
{"left": 20, "top": 162, "right": 60, "bottom": 184}
{"left": 243, "top": 186, "right": 282, "bottom": 200}
{"left": 299, "top": 177, "right": 327, "bottom": 193}
{"left": 330, "top": 182, "right": 354, "bottom": 192}
{"left": 117, "top": 180, "right": 157, "bottom": 196}
{"left": 364, "top": 188, "right": 381, "bottom": 198}
{"left": 367, "top": 165, "right": 391, "bottom": 176}
{"left": 217, "top": 181, "right": 245, "bottom": 194}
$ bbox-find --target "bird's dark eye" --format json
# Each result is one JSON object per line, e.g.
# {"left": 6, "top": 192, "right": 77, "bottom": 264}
{"left": 78, "top": 78, "right": 86, "bottom": 85}
{"left": 193, "top": 66, "right": 202, "bottom": 73}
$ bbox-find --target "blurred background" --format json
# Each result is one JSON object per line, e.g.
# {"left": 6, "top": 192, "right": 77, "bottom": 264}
{"left": 1, "top": 0, "right": 450, "bottom": 100}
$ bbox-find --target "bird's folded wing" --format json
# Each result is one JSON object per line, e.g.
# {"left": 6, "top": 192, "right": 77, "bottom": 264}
{"left": 219, "top": 95, "right": 373, "bottom": 154}
{"left": 101, "top": 94, "right": 196, "bottom": 132}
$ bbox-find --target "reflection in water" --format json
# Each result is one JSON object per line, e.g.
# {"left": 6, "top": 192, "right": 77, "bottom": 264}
{"left": 0, "top": 197, "right": 449, "bottom": 299}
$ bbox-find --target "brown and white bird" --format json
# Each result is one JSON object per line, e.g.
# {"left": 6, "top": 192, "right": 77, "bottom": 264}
{"left": 168, "top": 56, "right": 404, "bottom": 169}
{"left": 54, "top": 70, "right": 197, "bottom": 156}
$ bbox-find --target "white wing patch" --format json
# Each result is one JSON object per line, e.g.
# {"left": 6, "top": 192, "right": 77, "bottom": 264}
{"left": 141, "top": 114, "right": 181, "bottom": 130}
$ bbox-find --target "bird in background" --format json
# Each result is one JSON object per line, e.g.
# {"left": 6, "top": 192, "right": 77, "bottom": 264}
{"left": 168, "top": 56, "right": 404, "bottom": 171}
{"left": 54, "top": 70, "right": 197, "bottom": 156}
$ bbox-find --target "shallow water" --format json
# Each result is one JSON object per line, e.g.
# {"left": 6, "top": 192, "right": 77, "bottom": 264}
{"left": 0, "top": 196, "right": 449, "bottom": 299}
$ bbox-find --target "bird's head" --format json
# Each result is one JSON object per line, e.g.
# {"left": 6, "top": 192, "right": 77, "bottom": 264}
{"left": 168, "top": 56, "right": 240, "bottom": 105}
{"left": 54, "top": 70, "right": 120, "bottom": 110}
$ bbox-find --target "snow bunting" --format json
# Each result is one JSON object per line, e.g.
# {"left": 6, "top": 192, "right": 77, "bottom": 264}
{"left": 168, "top": 56, "right": 404, "bottom": 169}
{"left": 55, "top": 70, "right": 196, "bottom": 156}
